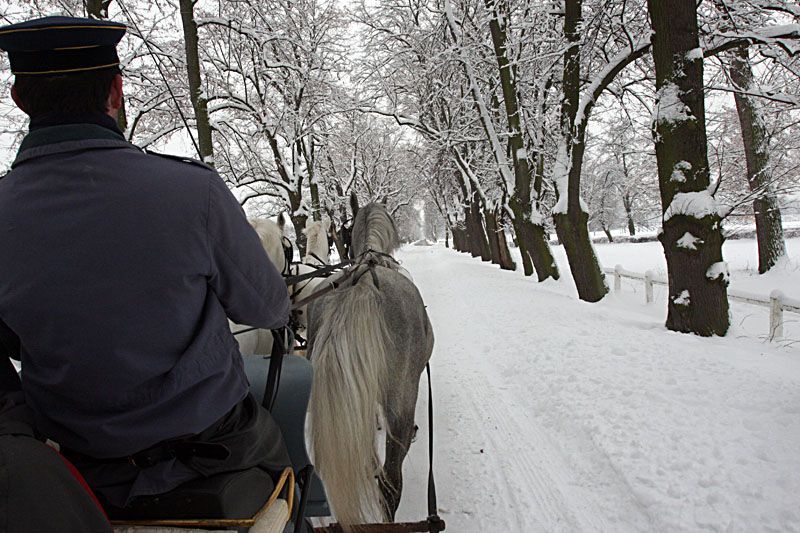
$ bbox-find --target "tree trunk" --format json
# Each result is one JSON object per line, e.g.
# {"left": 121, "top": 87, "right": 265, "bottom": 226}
{"left": 452, "top": 225, "right": 467, "bottom": 253}
{"left": 623, "top": 194, "right": 636, "bottom": 235}
{"left": 485, "top": 0, "right": 559, "bottom": 281}
{"left": 463, "top": 200, "right": 491, "bottom": 261}
{"left": 445, "top": 225, "right": 450, "bottom": 249}
{"left": 603, "top": 226, "right": 614, "bottom": 243}
{"left": 288, "top": 192, "right": 307, "bottom": 258}
{"left": 486, "top": 208, "right": 516, "bottom": 271}
{"left": 552, "top": 0, "right": 608, "bottom": 302}
{"left": 329, "top": 219, "right": 347, "bottom": 260}
{"left": 179, "top": 0, "right": 214, "bottom": 163}
{"left": 648, "top": 0, "right": 729, "bottom": 336}
{"left": 729, "top": 45, "right": 786, "bottom": 273}
{"left": 484, "top": 209, "right": 502, "bottom": 266}
{"left": 290, "top": 215, "right": 308, "bottom": 260}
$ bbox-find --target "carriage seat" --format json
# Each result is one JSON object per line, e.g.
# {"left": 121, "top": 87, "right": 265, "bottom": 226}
{"left": 242, "top": 354, "right": 331, "bottom": 518}
{"left": 105, "top": 467, "right": 274, "bottom": 520}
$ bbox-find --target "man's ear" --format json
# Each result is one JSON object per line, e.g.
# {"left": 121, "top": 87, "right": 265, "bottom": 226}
{"left": 107, "top": 73, "right": 123, "bottom": 113}
{"left": 10, "top": 85, "right": 26, "bottom": 113}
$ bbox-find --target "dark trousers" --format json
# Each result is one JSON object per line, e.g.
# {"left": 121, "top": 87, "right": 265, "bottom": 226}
{"left": 66, "top": 393, "right": 290, "bottom": 510}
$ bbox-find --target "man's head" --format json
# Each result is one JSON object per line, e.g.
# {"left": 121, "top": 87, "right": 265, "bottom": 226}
{"left": 11, "top": 69, "right": 123, "bottom": 119}
{"left": 0, "top": 16, "right": 126, "bottom": 120}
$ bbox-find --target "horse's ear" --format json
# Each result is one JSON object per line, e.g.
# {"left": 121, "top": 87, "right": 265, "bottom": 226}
{"left": 380, "top": 196, "right": 388, "bottom": 206}
{"left": 322, "top": 216, "right": 331, "bottom": 232}
{"left": 350, "top": 193, "right": 360, "bottom": 221}
{"left": 277, "top": 213, "right": 286, "bottom": 230}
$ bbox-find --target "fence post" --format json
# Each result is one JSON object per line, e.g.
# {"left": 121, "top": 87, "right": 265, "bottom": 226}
{"left": 644, "top": 270, "right": 654, "bottom": 304}
{"left": 614, "top": 265, "right": 622, "bottom": 292}
{"left": 770, "top": 290, "right": 784, "bottom": 341}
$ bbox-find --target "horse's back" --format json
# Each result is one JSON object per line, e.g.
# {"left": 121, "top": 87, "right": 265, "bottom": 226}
{"left": 308, "top": 264, "right": 432, "bottom": 372}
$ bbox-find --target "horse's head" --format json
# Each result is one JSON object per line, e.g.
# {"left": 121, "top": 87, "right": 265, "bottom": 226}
{"left": 351, "top": 203, "right": 400, "bottom": 258}
{"left": 248, "top": 217, "right": 290, "bottom": 275}
{"left": 303, "top": 217, "right": 331, "bottom": 265}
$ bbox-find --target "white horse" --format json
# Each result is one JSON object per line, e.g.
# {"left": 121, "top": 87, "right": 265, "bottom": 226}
{"left": 231, "top": 215, "right": 289, "bottom": 355}
{"left": 306, "top": 203, "right": 434, "bottom": 525}
{"left": 288, "top": 218, "right": 332, "bottom": 336}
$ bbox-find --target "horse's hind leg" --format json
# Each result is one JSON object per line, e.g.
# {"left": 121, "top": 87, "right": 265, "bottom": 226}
{"left": 379, "top": 386, "right": 419, "bottom": 521}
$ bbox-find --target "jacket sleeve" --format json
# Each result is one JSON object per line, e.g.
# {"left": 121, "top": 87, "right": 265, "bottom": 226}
{"left": 205, "top": 174, "right": 289, "bottom": 329}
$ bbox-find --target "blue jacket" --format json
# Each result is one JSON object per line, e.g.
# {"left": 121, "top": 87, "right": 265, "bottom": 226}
{"left": 0, "top": 117, "right": 289, "bottom": 458}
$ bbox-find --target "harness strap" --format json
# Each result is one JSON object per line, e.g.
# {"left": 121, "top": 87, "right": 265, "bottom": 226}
{"left": 306, "top": 252, "right": 327, "bottom": 266}
{"left": 263, "top": 328, "right": 290, "bottom": 412}
{"left": 425, "top": 363, "right": 445, "bottom": 533}
{"left": 283, "top": 259, "right": 352, "bottom": 286}
{"left": 289, "top": 265, "right": 359, "bottom": 311}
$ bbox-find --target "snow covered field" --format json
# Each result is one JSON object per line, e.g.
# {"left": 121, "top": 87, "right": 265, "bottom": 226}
{"left": 394, "top": 239, "right": 800, "bottom": 532}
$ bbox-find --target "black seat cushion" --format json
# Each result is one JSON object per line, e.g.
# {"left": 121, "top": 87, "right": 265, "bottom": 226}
{"left": 104, "top": 467, "right": 274, "bottom": 520}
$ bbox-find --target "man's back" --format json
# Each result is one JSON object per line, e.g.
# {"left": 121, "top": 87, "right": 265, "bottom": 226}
{"left": 0, "top": 123, "right": 288, "bottom": 459}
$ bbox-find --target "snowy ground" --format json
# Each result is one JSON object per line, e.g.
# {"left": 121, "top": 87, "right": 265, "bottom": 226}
{"left": 393, "top": 239, "right": 800, "bottom": 532}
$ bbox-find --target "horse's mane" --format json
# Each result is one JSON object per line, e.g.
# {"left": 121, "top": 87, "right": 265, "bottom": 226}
{"left": 351, "top": 203, "right": 400, "bottom": 257}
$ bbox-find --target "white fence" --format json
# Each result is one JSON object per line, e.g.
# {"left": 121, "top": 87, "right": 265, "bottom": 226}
{"left": 603, "top": 265, "right": 800, "bottom": 341}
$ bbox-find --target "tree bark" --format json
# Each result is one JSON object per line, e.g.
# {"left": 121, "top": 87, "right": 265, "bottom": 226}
{"left": 289, "top": 200, "right": 308, "bottom": 259}
{"left": 623, "top": 194, "right": 636, "bottom": 235}
{"left": 485, "top": 0, "right": 559, "bottom": 281}
{"left": 648, "top": 0, "right": 729, "bottom": 336}
{"left": 465, "top": 192, "right": 491, "bottom": 261}
{"left": 728, "top": 45, "right": 786, "bottom": 273}
{"left": 452, "top": 225, "right": 467, "bottom": 253}
{"left": 553, "top": 0, "right": 608, "bottom": 302}
{"left": 484, "top": 209, "right": 502, "bottom": 265}
{"left": 179, "top": 0, "right": 214, "bottom": 163}
{"left": 485, "top": 208, "right": 516, "bottom": 271}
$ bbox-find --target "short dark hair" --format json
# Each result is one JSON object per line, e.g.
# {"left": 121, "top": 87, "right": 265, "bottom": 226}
{"left": 13, "top": 68, "right": 119, "bottom": 118}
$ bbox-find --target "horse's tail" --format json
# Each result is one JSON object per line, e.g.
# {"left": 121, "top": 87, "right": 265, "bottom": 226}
{"left": 309, "top": 272, "right": 389, "bottom": 526}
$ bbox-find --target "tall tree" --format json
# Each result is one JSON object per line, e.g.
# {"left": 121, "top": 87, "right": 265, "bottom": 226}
{"left": 552, "top": 0, "right": 608, "bottom": 302}
{"left": 728, "top": 46, "right": 787, "bottom": 273}
{"left": 178, "top": 0, "right": 213, "bottom": 163}
{"left": 483, "top": 0, "right": 559, "bottom": 280}
{"left": 648, "top": 0, "right": 729, "bottom": 335}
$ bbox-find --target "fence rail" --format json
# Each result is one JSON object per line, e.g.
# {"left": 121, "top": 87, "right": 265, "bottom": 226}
{"left": 603, "top": 265, "right": 800, "bottom": 341}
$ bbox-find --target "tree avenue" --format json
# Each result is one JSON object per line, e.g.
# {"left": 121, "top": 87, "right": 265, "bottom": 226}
{"left": 0, "top": 0, "right": 797, "bottom": 337}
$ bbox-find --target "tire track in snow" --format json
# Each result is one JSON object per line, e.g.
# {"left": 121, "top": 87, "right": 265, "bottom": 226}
{"left": 396, "top": 247, "right": 651, "bottom": 531}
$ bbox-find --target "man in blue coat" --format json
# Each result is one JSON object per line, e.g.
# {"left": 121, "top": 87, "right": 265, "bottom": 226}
{"left": 0, "top": 16, "right": 291, "bottom": 516}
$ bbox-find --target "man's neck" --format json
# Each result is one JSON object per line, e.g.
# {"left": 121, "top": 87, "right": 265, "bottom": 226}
{"left": 29, "top": 112, "right": 122, "bottom": 135}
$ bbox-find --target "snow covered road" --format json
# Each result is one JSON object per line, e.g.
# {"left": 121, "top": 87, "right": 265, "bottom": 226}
{"left": 393, "top": 244, "right": 800, "bottom": 532}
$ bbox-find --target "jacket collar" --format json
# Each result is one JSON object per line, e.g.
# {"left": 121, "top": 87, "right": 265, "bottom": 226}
{"left": 13, "top": 120, "right": 135, "bottom": 168}
{"left": 29, "top": 112, "right": 123, "bottom": 134}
